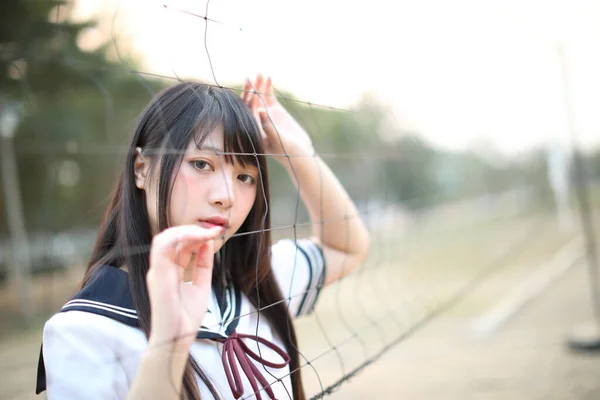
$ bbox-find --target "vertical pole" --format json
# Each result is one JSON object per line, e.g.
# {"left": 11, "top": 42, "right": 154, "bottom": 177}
{"left": 557, "top": 43, "right": 600, "bottom": 335}
{"left": 0, "top": 103, "right": 33, "bottom": 322}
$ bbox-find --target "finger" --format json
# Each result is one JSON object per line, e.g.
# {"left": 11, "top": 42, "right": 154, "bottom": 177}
{"left": 174, "top": 242, "right": 193, "bottom": 269}
{"left": 251, "top": 74, "right": 264, "bottom": 110}
{"left": 192, "top": 242, "right": 214, "bottom": 288}
{"left": 254, "top": 110, "right": 268, "bottom": 143}
{"left": 152, "top": 225, "right": 221, "bottom": 263}
{"left": 241, "top": 78, "right": 251, "bottom": 103}
{"left": 182, "top": 251, "right": 198, "bottom": 282}
{"left": 244, "top": 78, "right": 255, "bottom": 106}
{"left": 176, "top": 239, "right": 212, "bottom": 260}
{"left": 265, "top": 76, "right": 274, "bottom": 105}
{"left": 248, "top": 81, "right": 260, "bottom": 111}
{"left": 166, "top": 229, "right": 218, "bottom": 282}
{"left": 258, "top": 108, "right": 276, "bottom": 139}
{"left": 175, "top": 225, "right": 222, "bottom": 243}
{"left": 173, "top": 234, "right": 220, "bottom": 263}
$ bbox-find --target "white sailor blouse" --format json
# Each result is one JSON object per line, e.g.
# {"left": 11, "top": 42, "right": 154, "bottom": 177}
{"left": 35, "top": 239, "right": 326, "bottom": 400}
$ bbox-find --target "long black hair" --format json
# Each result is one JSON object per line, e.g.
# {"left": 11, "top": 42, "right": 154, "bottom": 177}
{"left": 80, "top": 82, "right": 306, "bottom": 399}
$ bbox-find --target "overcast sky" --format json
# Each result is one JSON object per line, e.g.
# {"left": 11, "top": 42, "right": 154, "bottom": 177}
{"left": 72, "top": 0, "right": 600, "bottom": 154}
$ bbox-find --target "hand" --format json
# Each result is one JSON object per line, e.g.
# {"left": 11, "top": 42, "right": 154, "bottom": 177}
{"left": 242, "top": 74, "right": 314, "bottom": 165}
{"left": 146, "top": 225, "right": 222, "bottom": 352}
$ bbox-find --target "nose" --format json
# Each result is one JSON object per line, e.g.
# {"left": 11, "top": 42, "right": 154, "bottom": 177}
{"left": 209, "top": 170, "right": 234, "bottom": 209}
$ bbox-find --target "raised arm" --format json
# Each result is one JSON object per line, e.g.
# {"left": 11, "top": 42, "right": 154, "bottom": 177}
{"left": 243, "top": 75, "right": 370, "bottom": 286}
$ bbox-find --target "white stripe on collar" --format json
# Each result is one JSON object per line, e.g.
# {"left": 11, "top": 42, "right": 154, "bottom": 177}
{"left": 62, "top": 301, "right": 139, "bottom": 320}
{"left": 64, "top": 299, "right": 137, "bottom": 316}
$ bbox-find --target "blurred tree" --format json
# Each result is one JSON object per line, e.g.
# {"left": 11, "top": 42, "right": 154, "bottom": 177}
{"left": 0, "top": 0, "right": 164, "bottom": 235}
{"left": 585, "top": 149, "right": 600, "bottom": 180}
{"left": 378, "top": 135, "right": 439, "bottom": 208}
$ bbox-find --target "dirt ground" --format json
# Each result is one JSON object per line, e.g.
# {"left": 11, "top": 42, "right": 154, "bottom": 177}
{"left": 1, "top": 210, "right": 600, "bottom": 399}
{"left": 316, "top": 258, "right": 600, "bottom": 399}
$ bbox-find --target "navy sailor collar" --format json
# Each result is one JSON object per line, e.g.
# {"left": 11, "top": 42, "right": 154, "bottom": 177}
{"left": 35, "top": 265, "right": 242, "bottom": 394}
{"left": 61, "top": 265, "right": 242, "bottom": 339}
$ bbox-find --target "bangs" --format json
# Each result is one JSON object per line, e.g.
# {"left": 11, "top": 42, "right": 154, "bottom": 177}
{"left": 192, "top": 87, "right": 263, "bottom": 168}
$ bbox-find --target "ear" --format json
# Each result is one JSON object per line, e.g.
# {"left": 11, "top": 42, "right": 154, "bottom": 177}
{"left": 133, "top": 147, "right": 150, "bottom": 190}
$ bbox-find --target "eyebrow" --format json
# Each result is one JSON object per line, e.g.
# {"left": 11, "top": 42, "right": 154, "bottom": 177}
{"left": 193, "top": 145, "right": 258, "bottom": 169}
{"left": 196, "top": 145, "right": 224, "bottom": 154}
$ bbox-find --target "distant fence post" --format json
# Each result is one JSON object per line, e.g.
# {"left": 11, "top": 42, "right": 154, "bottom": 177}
{"left": 0, "top": 100, "right": 34, "bottom": 322}
{"left": 557, "top": 43, "right": 600, "bottom": 350}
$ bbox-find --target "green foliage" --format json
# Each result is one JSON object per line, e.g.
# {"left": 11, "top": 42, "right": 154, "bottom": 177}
{"left": 0, "top": 0, "right": 164, "bottom": 235}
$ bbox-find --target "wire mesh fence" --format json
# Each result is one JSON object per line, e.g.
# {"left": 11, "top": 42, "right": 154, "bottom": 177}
{"left": 1, "top": 1, "right": 600, "bottom": 400}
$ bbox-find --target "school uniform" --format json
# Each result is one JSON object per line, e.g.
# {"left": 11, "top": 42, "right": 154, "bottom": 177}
{"left": 35, "top": 238, "right": 326, "bottom": 400}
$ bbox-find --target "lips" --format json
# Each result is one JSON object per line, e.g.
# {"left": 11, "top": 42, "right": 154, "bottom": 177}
{"left": 198, "top": 217, "right": 229, "bottom": 232}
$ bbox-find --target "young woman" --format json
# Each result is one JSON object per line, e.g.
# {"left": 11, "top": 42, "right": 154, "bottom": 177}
{"left": 35, "top": 75, "right": 369, "bottom": 400}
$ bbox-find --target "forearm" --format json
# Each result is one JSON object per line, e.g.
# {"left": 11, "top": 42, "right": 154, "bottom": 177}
{"left": 127, "top": 342, "right": 189, "bottom": 400}
{"left": 248, "top": 74, "right": 369, "bottom": 281}
{"left": 282, "top": 154, "right": 369, "bottom": 260}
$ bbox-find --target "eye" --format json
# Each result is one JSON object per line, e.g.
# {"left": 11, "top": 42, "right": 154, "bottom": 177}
{"left": 238, "top": 174, "right": 256, "bottom": 185}
{"left": 190, "top": 160, "right": 212, "bottom": 171}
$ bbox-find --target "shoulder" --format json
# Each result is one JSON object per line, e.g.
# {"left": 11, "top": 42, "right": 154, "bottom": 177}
{"left": 41, "top": 312, "right": 138, "bottom": 398}
{"left": 42, "top": 311, "right": 146, "bottom": 379}
{"left": 45, "top": 310, "right": 125, "bottom": 333}
{"left": 44, "top": 310, "right": 144, "bottom": 353}
{"left": 271, "top": 238, "right": 324, "bottom": 266}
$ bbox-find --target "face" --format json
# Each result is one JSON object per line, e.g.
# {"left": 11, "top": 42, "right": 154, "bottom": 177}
{"left": 135, "top": 124, "right": 259, "bottom": 252}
